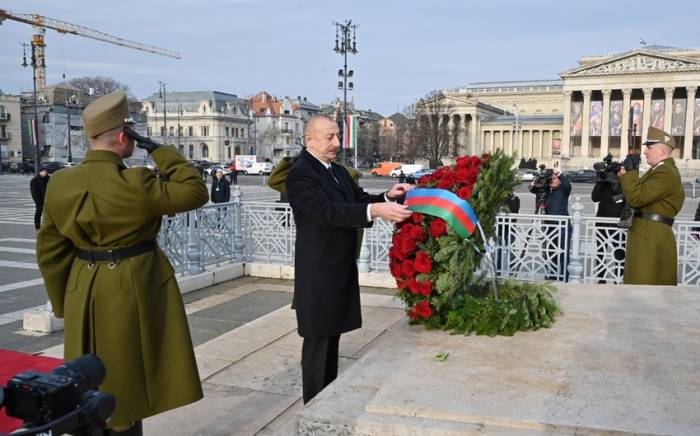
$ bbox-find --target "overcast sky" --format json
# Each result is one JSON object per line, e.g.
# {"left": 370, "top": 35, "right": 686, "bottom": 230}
{"left": 2, "top": 0, "right": 699, "bottom": 115}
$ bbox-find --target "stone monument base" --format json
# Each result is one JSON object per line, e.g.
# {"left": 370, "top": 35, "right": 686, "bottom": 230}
{"left": 298, "top": 284, "right": 700, "bottom": 435}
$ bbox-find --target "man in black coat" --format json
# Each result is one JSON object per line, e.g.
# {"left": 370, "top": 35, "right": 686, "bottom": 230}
{"left": 29, "top": 167, "right": 50, "bottom": 230}
{"left": 210, "top": 169, "right": 230, "bottom": 203}
{"left": 286, "top": 116, "right": 412, "bottom": 403}
{"left": 591, "top": 176, "right": 626, "bottom": 282}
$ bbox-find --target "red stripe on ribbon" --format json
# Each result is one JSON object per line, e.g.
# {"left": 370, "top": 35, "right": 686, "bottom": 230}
{"left": 406, "top": 196, "right": 476, "bottom": 233}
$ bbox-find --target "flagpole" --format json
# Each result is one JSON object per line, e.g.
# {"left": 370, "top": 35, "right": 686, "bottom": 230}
{"left": 353, "top": 116, "right": 358, "bottom": 169}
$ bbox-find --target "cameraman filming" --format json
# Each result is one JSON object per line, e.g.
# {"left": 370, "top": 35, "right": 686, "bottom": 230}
{"left": 529, "top": 169, "right": 572, "bottom": 280}
{"left": 618, "top": 127, "right": 684, "bottom": 285}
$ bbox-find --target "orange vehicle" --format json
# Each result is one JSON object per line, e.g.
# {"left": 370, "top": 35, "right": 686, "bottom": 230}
{"left": 371, "top": 162, "right": 402, "bottom": 177}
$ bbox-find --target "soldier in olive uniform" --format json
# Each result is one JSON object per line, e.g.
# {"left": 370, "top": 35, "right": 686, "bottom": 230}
{"left": 37, "top": 91, "right": 207, "bottom": 434}
{"left": 619, "top": 127, "right": 684, "bottom": 285}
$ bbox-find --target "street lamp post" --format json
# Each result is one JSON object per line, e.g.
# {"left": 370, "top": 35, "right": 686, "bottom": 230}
{"left": 177, "top": 102, "right": 182, "bottom": 154}
{"left": 158, "top": 81, "right": 167, "bottom": 145}
{"left": 333, "top": 19, "right": 358, "bottom": 166}
{"left": 22, "top": 42, "right": 42, "bottom": 176}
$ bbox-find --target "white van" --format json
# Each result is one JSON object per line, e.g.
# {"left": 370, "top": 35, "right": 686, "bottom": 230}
{"left": 244, "top": 162, "right": 273, "bottom": 175}
{"left": 390, "top": 164, "right": 428, "bottom": 177}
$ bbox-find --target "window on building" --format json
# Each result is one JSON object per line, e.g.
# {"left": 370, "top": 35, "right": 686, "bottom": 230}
{"left": 0, "top": 126, "right": 6, "bottom": 138}
{"left": 227, "top": 147, "right": 231, "bottom": 159}
{"left": 147, "top": 126, "right": 152, "bottom": 136}
{"left": 189, "top": 144, "right": 194, "bottom": 158}
{"left": 234, "top": 128, "right": 239, "bottom": 138}
{"left": 201, "top": 143, "right": 209, "bottom": 158}
{"left": 286, "top": 136, "right": 292, "bottom": 145}
{"left": 178, "top": 144, "right": 184, "bottom": 155}
{"left": 272, "top": 121, "right": 277, "bottom": 129}
{"left": 240, "top": 129, "right": 245, "bottom": 139}
{"left": 201, "top": 126, "right": 209, "bottom": 136}
{"left": 225, "top": 127, "right": 229, "bottom": 137}
{"left": 160, "top": 126, "right": 166, "bottom": 136}
{"left": 295, "top": 123, "right": 299, "bottom": 134}
{"left": 284, "top": 122, "right": 289, "bottom": 130}
{"left": 233, "top": 106, "right": 238, "bottom": 114}
{"left": 178, "top": 126, "right": 183, "bottom": 136}
{"left": 0, "top": 105, "right": 5, "bottom": 117}
{"left": 169, "top": 126, "right": 174, "bottom": 136}
{"left": 284, "top": 110, "right": 290, "bottom": 115}
{"left": 250, "top": 146, "right": 254, "bottom": 155}
{"left": 188, "top": 126, "right": 194, "bottom": 136}
{"left": 42, "top": 113, "right": 50, "bottom": 123}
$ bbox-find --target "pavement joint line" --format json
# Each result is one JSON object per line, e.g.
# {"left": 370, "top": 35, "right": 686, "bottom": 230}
{"left": 0, "top": 278, "right": 45, "bottom": 293}
{"left": 0, "top": 238, "right": 36, "bottom": 243}
{"left": 0, "top": 221, "right": 34, "bottom": 226}
{"left": 0, "top": 260, "right": 39, "bottom": 269}
{"left": 0, "top": 246, "right": 36, "bottom": 254}
{"left": 0, "top": 304, "right": 43, "bottom": 326}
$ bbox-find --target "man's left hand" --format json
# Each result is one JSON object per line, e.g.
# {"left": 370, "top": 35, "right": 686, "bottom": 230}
{"left": 387, "top": 183, "right": 413, "bottom": 200}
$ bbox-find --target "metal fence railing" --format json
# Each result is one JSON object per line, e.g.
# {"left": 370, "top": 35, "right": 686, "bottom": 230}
{"left": 157, "top": 188, "right": 700, "bottom": 286}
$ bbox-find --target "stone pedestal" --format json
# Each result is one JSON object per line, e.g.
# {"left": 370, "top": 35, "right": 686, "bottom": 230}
{"left": 23, "top": 309, "right": 63, "bottom": 333}
{"left": 298, "top": 284, "right": 700, "bottom": 435}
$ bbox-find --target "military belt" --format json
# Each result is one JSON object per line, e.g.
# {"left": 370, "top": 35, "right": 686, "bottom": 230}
{"left": 76, "top": 240, "right": 157, "bottom": 265}
{"left": 634, "top": 210, "right": 674, "bottom": 226}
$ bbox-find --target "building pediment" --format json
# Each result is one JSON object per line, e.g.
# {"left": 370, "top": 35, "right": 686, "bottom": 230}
{"left": 561, "top": 52, "right": 700, "bottom": 77}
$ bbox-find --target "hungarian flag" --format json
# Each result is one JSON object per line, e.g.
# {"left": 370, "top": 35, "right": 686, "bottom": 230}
{"left": 404, "top": 188, "right": 479, "bottom": 239}
{"left": 343, "top": 114, "right": 357, "bottom": 149}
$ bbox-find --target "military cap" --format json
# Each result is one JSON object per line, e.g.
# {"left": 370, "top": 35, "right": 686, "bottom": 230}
{"left": 643, "top": 127, "right": 675, "bottom": 149}
{"left": 83, "top": 91, "right": 135, "bottom": 138}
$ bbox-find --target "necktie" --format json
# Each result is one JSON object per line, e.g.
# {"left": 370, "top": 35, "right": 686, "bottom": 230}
{"left": 329, "top": 165, "right": 340, "bottom": 184}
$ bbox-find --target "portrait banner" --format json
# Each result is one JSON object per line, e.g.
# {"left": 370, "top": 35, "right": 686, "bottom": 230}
{"left": 671, "top": 99, "right": 686, "bottom": 136}
{"left": 570, "top": 102, "right": 582, "bottom": 136}
{"left": 694, "top": 98, "right": 700, "bottom": 136}
{"left": 589, "top": 101, "right": 602, "bottom": 136}
{"left": 552, "top": 139, "right": 561, "bottom": 156}
{"left": 609, "top": 101, "right": 622, "bottom": 136}
{"left": 650, "top": 99, "right": 664, "bottom": 130}
{"left": 630, "top": 99, "right": 643, "bottom": 136}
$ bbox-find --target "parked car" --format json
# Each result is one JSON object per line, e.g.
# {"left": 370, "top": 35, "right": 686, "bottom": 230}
{"left": 41, "top": 161, "right": 67, "bottom": 174}
{"left": 411, "top": 168, "right": 434, "bottom": 180}
{"left": 518, "top": 169, "right": 539, "bottom": 182}
{"left": 205, "top": 165, "right": 231, "bottom": 176}
{"left": 390, "top": 164, "right": 428, "bottom": 178}
{"left": 371, "top": 162, "right": 402, "bottom": 177}
{"left": 563, "top": 169, "right": 597, "bottom": 183}
{"left": 244, "top": 162, "right": 273, "bottom": 175}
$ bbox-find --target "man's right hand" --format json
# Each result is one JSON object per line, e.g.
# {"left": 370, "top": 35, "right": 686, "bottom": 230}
{"left": 124, "top": 126, "right": 162, "bottom": 153}
{"left": 623, "top": 154, "right": 641, "bottom": 171}
{"left": 370, "top": 202, "right": 412, "bottom": 223}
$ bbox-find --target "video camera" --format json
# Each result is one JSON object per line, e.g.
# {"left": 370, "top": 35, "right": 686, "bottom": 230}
{"left": 592, "top": 153, "right": 637, "bottom": 228}
{"left": 0, "top": 354, "right": 115, "bottom": 436}
{"left": 530, "top": 164, "right": 554, "bottom": 213}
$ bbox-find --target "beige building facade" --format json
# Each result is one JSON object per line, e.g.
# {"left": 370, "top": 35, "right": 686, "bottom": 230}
{"left": 441, "top": 45, "right": 700, "bottom": 172}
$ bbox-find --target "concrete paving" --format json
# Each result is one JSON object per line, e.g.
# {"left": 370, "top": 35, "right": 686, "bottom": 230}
{"left": 299, "top": 283, "right": 700, "bottom": 435}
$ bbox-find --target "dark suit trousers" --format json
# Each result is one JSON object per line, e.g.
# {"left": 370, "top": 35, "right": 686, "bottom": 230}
{"left": 301, "top": 335, "right": 340, "bottom": 403}
{"left": 34, "top": 205, "right": 43, "bottom": 230}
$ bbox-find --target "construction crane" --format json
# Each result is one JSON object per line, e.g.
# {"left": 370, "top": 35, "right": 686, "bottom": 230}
{"left": 0, "top": 8, "right": 181, "bottom": 94}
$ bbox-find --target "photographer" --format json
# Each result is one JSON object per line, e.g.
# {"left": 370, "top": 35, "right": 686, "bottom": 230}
{"left": 36, "top": 91, "right": 206, "bottom": 435}
{"left": 591, "top": 156, "right": 626, "bottom": 283}
{"left": 618, "top": 127, "right": 684, "bottom": 285}
{"left": 529, "top": 170, "right": 571, "bottom": 280}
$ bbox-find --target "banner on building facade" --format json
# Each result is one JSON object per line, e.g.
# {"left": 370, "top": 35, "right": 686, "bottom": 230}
{"left": 570, "top": 102, "right": 582, "bottom": 136}
{"left": 590, "top": 101, "right": 603, "bottom": 136}
{"left": 671, "top": 99, "right": 686, "bottom": 136}
{"left": 694, "top": 98, "right": 700, "bottom": 136}
{"left": 630, "top": 99, "right": 643, "bottom": 136}
{"left": 343, "top": 114, "right": 357, "bottom": 149}
{"left": 552, "top": 139, "right": 561, "bottom": 156}
{"left": 27, "top": 118, "right": 38, "bottom": 146}
{"left": 650, "top": 99, "right": 664, "bottom": 130}
{"left": 609, "top": 101, "right": 622, "bottom": 136}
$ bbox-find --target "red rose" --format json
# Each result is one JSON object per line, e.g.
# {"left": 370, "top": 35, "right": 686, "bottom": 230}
{"left": 399, "top": 236, "right": 417, "bottom": 257}
{"left": 418, "top": 280, "right": 433, "bottom": 296}
{"left": 429, "top": 218, "right": 447, "bottom": 237}
{"left": 408, "top": 307, "right": 419, "bottom": 320}
{"left": 437, "top": 176, "right": 455, "bottom": 190}
{"left": 407, "top": 278, "right": 421, "bottom": 294}
{"left": 396, "top": 278, "right": 407, "bottom": 291}
{"left": 455, "top": 156, "right": 470, "bottom": 169}
{"left": 454, "top": 168, "right": 471, "bottom": 184}
{"left": 411, "top": 213, "right": 423, "bottom": 224}
{"left": 401, "top": 259, "right": 416, "bottom": 277}
{"left": 415, "top": 300, "right": 433, "bottom": 318}
{"left": 389, "top": 260, "right": 402, "bottom": 277}
{"left": 456, "top": 185, "right": 473, "bottom": 200}
{"left": 409, "top": 224, "right": 427, "bottom": 242}
{"left": 389, "top": 245, "right": 403, "bottom": 261}
{"left": 466, "top": 167, "right": 480, "bottom": 184}
{"left": 414, "top": 251, "right": 432, "bottom": 273}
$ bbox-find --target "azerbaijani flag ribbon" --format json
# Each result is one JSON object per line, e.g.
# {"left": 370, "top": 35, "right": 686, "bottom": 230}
{"left": 404, "top": 188, "right": 478, "bottom": 239}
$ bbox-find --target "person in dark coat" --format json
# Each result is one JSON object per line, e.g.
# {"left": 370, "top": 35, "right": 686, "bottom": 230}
{"left": 30, "top": 167, "right": 50, "bottom": 230}
{"left": 228, "top": 163, "right": 238, "bottom": 185}
{"left": 591, "top": 176, "right": 626, "bottom": 282}
{"left": 211, "top": 169, "right": 231, "bottom": 203}
{"left": 286, "top": 116, "right": 412, "bottom": 403}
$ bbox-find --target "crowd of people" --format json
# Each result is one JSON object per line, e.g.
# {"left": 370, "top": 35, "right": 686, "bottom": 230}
{"left": 22, "top": 90, "right": 695, "bottom": 432}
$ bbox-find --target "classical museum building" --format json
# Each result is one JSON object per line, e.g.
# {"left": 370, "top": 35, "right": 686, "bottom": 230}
{"left": 441, "top": 45, "right": 700, "bottom": 172}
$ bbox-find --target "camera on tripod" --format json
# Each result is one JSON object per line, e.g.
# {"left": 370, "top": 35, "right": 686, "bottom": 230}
{"left": 1, "top": 354, "right": 115, "bottom": 436}
{"left": 529, "top": 165, "right": 554, "bottom": 214}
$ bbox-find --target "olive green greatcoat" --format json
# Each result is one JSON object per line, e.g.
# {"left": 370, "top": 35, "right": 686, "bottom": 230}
{"left": 619, "top": 157, "right": 684, "bottom": 285}
{"left": 37, "top": 146, "right": 208, "bottom": 427}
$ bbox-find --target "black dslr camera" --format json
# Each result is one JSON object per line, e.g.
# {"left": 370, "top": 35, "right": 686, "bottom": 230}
{"left": 529, "top": 164, "right": 554, "bottom": 213}
{"left": 1, "top": 354, "right": 115, "bottom": 436}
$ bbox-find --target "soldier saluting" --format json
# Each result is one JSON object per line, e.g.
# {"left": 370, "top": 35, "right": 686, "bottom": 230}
{"left": 618, "top": 127, "right": 684, "bottom": 285}
{"left": 36, "top": 91, "right": 208, "bottom": 435}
